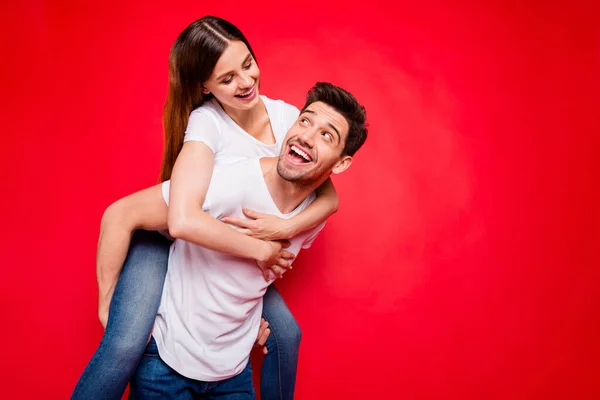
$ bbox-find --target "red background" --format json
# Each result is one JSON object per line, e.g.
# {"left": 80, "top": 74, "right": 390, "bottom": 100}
{"left": 1, "top": 0, "right": 599, "bottom": 399}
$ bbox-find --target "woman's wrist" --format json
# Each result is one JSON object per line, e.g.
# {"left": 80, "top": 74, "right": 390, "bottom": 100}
{"left": 256, "top": 240, "right": 273, "bottom": 263}
{"left": 284, "top": 218, "right": 299, "bottom": 239}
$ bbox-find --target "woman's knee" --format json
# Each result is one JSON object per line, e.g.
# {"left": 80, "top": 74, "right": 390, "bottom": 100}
{"left": 262, "top": 286, "right": 302, "bottom": 348}
{"left": 98, "top": 331, "right": 149, "bottom": 366}
{"left": 286, "top": 318, "right": 302, "bottom": 346}
{"left": 271, "top": 315, "right": 302, "bottom": 349}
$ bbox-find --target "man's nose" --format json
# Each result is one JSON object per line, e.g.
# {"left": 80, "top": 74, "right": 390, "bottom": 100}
{"left": 298, "top": 127, "right": 317, "bottom": 147}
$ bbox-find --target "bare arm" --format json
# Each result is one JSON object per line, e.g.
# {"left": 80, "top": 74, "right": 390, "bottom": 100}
{"left": 168, "top": 141, "right": 289, "bottom": 262}
{"left": 96, "top": 184, "right": 168, "bottom": 328}
{"left": 96, "top": 142, "right": 291, "bottom": 327}
{"left": 288, "top": 177, "right": 339, "bottom": 236}
{"left": 222, "top": 177, "right": 339, "bottom": 240}
{"left": 97, "top": 180, "right": 277, "bottom": 346}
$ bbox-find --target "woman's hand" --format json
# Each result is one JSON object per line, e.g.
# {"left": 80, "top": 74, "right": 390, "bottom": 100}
{"left": 221, "top": 208, "right": 297, "bottom": 241}
{"left": 256, "top": 240, "right": 295, "bottom": 282}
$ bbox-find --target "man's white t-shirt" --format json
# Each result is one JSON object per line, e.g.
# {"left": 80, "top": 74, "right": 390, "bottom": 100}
{"left": 154, "top": 159, "right": 324, "bottom": 382}
{"left": 185, "top": 95, "right": 300, "bottom": 164}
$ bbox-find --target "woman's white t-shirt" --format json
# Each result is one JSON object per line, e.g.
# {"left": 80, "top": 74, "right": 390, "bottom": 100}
{"left": 184, "top": 95, "right": 300, "bottom": 163}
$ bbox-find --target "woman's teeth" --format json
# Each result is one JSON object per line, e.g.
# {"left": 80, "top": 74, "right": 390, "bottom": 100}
{"left": 236, "top": 87, "right": 254, "bottom": 98}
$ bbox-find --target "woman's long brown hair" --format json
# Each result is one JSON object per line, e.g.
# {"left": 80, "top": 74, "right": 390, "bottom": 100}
{"left": 159, "top": 16, "right": 257, "bottom": 182}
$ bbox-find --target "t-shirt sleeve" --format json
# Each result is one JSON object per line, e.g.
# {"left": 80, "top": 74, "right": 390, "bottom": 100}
{"left": 161, "top": 180, "right": 171, "bottom": 206}
{"left": 184, "top": 109, "right": 221, "bottom": 153}
{"left": 160, "top": 178, "right": 211, "bottom": 212}
{"left": 301, "top": 221, "right": 326, "bottom": 249}
{"left": 281, "top": 102, "right": 300, "bottom": 132}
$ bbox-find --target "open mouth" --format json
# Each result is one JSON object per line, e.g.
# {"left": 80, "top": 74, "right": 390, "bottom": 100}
{"left": 235, "top": 86, "right": 256, "bottom": 99}
{"left": 287, "top": 144, "right": 313, "bottom": 164}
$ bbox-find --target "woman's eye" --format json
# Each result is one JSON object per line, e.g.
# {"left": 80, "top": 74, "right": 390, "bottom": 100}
{"left": 243, "top": 62, "right": 252, "bottom": 70}
{"left": 222, "top": 76, "right": 233, "bottom": 84}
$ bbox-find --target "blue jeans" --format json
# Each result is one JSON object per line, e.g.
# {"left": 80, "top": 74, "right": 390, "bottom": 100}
{"left": 130, "top": 337, "right": 255, "bottom": 399}
{"left": 71, "top": 230, "right": 301, "bottom": 400}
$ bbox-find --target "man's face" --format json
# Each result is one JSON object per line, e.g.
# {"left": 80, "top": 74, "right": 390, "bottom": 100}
{"left": 277, "top": 101, "right": 353, "bottom": 184}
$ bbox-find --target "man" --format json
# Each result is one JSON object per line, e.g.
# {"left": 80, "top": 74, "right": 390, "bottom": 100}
{"left": 120, "top": 82, "right": 367, "bottom": 398}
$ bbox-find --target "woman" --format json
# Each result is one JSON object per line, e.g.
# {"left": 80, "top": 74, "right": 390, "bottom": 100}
{"left": 71, "top": 16, "right": 338, "bottom": 400}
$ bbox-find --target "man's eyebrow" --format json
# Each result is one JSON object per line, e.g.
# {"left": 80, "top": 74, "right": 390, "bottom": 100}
{"left": 301, "top": 109, "right": 341, "bottom": 142}
{"left": 326, "top": 122, "right": 341, "bottom": 143}
{"left": 215, "top": 53, "right": 252, "bottom": 81}
{"left": 329, "top": 123, "right": 341, "bottom": 143}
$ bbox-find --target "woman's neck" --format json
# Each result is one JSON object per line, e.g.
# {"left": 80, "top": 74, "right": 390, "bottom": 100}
{"left": 219, "top": 97, "right": 275, "bottom": 145}
{"left": 221, "top": 98, "right": 265, "bottom": 132}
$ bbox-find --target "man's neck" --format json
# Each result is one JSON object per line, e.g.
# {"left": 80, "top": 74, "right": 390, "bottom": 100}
{"left": 260, "top": 158, "right": 322, "bottom": 215}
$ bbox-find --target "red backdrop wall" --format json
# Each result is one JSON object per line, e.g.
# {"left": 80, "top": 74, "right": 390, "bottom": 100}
{"left": 1, "top": 0, "right": 599, "bottom": 399}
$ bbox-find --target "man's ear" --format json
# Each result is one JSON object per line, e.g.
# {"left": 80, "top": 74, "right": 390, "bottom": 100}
{"left": 332, "top": 156, "right": 352, "bottom": 175}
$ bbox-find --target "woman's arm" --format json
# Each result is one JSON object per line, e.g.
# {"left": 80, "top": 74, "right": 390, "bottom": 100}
{"left": 288, "top": 177, "right": 339, "bottom": 235}
{"left": 94, "top": 183, "right": 273, "bottom": 354}
{"left": 222, "top": 177, "right": 339, "bottom": 240}
{"left": 167, "top": 141, "right": 293, "bottom": 266}
{"left": 96, "top": 184, "right": 168, "bottom": 328}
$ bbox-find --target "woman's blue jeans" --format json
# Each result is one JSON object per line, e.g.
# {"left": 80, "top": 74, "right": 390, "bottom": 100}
{"left": 71, "top": 230, "right": 301, "bottom": 400}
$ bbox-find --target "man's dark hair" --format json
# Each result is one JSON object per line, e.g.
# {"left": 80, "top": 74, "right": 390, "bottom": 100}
{"left": 301, "top": 82, "right": 368, "bottom": 156}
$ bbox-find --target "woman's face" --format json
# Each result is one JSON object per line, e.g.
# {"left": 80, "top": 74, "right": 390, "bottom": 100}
{"left": 202, "top": 40, "right": 260, "bottom": 111}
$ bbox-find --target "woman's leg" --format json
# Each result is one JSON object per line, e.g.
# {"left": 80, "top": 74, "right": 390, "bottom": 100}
{"left": 260, "top": 285, "right": 302, "bottom": 400}
{"left": 71, "top": 230, "right": 171, "bottom": 400}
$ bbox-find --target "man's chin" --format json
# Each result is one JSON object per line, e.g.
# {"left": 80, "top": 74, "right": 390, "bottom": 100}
{"left": 277, "top": 166, "right": 304, "bottom": 182}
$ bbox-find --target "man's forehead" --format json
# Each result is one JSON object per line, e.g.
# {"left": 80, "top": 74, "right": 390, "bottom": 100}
{"left": 302, "top": 101, "right": 348, "bottom": 133}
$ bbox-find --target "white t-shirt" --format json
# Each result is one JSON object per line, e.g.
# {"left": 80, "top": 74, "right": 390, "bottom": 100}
{"left": 154, "top": 159, "right": 324, "bottom": 382}
{"left": 185, "top": 95, "right": 300, "bottom": 164}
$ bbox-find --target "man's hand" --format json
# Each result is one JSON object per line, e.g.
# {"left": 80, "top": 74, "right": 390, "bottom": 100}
{"left": 255, "top": 318, "right": 270, "bottom": 355}
{"left": 98, "top": 285, "right": 116, "bottom": 330}
{"left": 98, "top": 303, "right": 109, "bottom": 330}
{"left": 221, "top": 208, "right": 296, "bottom": 241}
{"left": 257, "top": 240, "right": 295, "bottom": 281}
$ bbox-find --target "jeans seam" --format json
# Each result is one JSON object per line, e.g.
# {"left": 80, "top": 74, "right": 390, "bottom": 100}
{"left": 271, "top": 323, "right": 284, "bottom": 400}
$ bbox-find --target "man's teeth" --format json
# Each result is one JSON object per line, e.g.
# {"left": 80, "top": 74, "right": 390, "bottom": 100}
{"left": 291, "top": 145, "right": 311, "bottom": 162}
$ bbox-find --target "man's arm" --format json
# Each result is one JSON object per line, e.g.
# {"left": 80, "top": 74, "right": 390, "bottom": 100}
{"left": 96, "top": 183, "right": 168, "bottom": 328}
